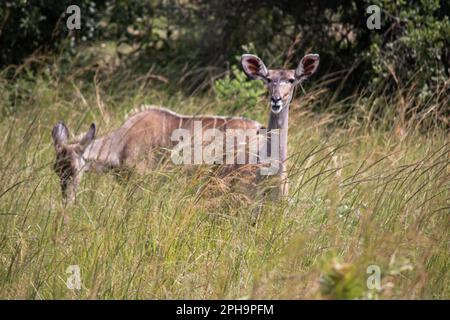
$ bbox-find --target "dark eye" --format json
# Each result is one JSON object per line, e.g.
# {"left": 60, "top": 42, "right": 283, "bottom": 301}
{"left": 288, "top": 78, "right": 295, "bottom": 84}
{"left": 266, "top": 78, "right": 272, "bottom": 83}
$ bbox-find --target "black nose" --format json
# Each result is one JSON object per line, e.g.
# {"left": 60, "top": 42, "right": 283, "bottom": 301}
{"left": 271, "top": 96, "right": 282, "bottom": 103}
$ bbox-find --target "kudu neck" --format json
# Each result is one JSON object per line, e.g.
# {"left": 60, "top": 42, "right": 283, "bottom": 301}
{"left": 82, "top": 135, "right": 118, "bottom": 171}
{"left": 267, "top": 104, "right": 289, "bottom": 169}
{"left": 83, "top": 137, "right": 102, "bottom": 160}
{"left": 268, "top": 105, "right": 289, "bottom": 131}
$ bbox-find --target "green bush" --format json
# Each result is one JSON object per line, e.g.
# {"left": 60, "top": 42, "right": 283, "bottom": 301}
{"left": 0, "top": 0, "right": 106, "bottom": 66}
{"left": 0, "top": 0, "right": 448, "bottom": 123}
{"left": 367, "top": 0, "right": 450, "bottom": 90}
{"left": 214, "top": 63, "right": 266, "bottom": 114}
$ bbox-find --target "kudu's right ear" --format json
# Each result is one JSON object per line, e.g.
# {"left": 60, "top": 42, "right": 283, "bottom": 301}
{"left": 52, "top": 122, "right": 69, "bottom": 150}
{"left": 79, "top": 123, "right": 96, "bottom": 151}
{"left": 241, "top": 54, "right": 269, "bottom": 80}
{"left": 295, "top": 54, "right": 320, "bottom": 81}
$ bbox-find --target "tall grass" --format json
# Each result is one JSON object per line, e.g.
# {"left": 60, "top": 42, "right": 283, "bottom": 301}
{"left": 0, "top": 53, "right": 448, "bottom": 299}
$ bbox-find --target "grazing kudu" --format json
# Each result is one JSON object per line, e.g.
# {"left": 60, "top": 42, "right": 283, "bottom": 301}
{"left": 51, "top": 108, "right": 263, "bottom": 204}
{"left": 240, "top": 53, "right": 320, "bottom": 197}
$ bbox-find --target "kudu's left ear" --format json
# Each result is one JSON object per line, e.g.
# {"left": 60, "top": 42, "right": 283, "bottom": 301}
{"left": 79, "top": 123, "right": 96, "bottom": 150}
{"left": 295, "top": 54, "right": 320, "bottom": 81}
{"left": 241, "top": 54, "right": 269, "bottom": 80}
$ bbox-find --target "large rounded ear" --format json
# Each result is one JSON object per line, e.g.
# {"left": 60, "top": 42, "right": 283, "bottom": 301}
{"left": 241, "top": 54, "right": 269, "bottom": 80}
{"left": 52, "top": 122, "right": 69, "bottom": 150}
{"left": 79, "top": 123, "right": 96, "bottom": 150}
{"left": 295, "top": 54, "right": 320, "bottom": 81}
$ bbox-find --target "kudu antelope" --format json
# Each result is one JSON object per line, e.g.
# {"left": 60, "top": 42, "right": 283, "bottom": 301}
{"left": 51, "top": 108, "right": 263, "bottom": 203}
{"left": 51, "top": 53, "right": 319, "bottom": 204}
{"left": 240, "top": 53, "right": 320, "bottom": 197}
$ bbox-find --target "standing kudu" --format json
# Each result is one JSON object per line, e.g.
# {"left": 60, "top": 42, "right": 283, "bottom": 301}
{"left": 51, "top": 53, "right": 319, "bottom": 204}
{"left": 241, "top": 53, "right": 320, "bottom": 197}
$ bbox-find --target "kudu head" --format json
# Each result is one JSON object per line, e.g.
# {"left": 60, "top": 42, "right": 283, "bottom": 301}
{"left": 51, "top": 122, "right": 96, "bottom": 204}
{"left": 241, "top": 53, "right": 319, "bottom": 114}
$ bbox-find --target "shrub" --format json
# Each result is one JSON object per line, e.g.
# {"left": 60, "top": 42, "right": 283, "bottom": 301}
{"left": 214, "top": 62, "right": 265, "bottom": 114}
{"left": 367, "top": 0, "right": 450, "bottom": 91}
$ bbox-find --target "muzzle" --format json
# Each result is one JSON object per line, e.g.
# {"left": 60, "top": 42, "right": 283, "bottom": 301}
{"left": 271, "top": 100, "right": 284, "bottom": 114}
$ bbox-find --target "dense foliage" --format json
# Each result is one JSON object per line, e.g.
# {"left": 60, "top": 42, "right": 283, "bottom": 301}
{"left": 1, "top": 1, "right": 448, "bottom": 84}
{"left": 0, "top": 0, "right": 448, "bottom": 125}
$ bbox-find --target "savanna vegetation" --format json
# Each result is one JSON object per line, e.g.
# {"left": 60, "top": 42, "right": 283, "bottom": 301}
{"left": 0, "top": 0, "right": 448, "bottom": 299}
